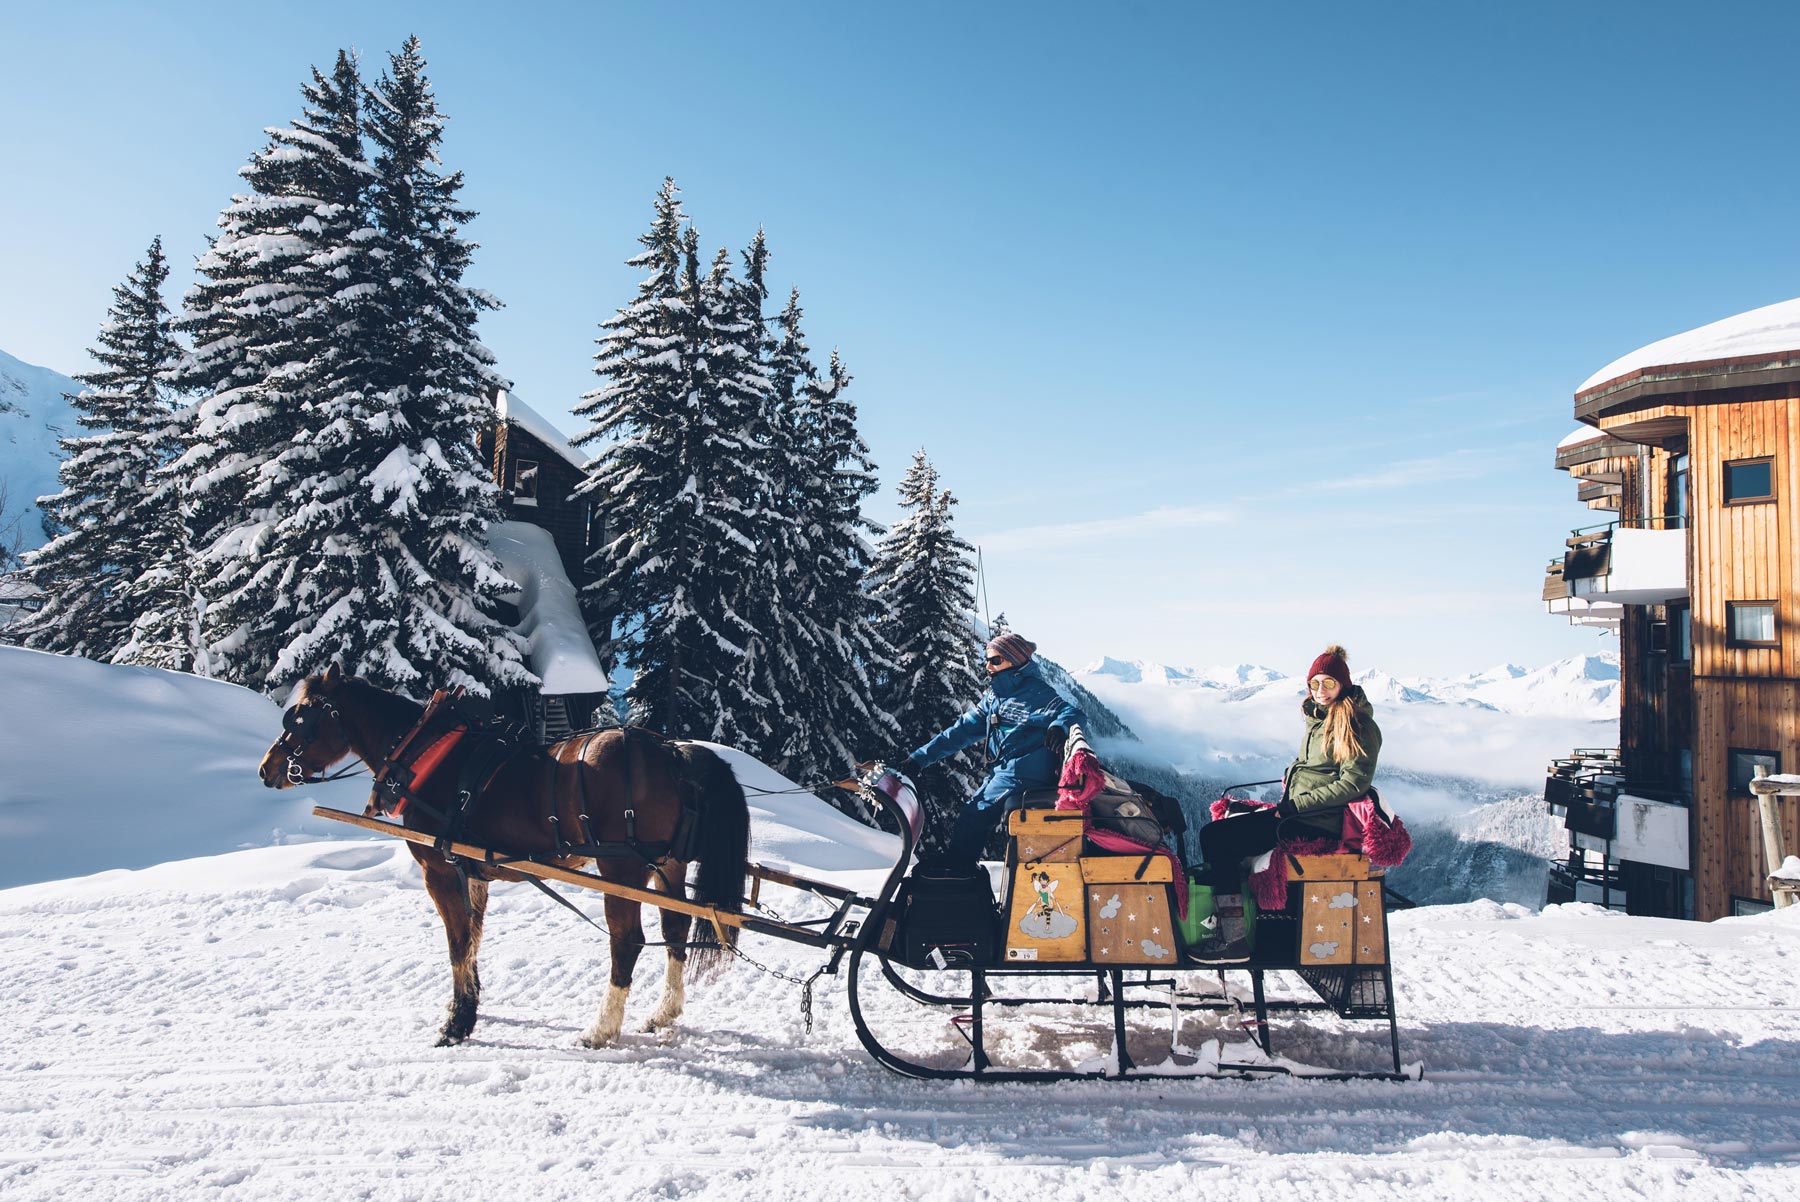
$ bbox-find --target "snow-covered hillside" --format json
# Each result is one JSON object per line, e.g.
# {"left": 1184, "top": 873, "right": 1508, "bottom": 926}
{"left": 0, "top": 346, "right": 81, "bottom": 557}
{"left": 0, "top": 646, "right": 898, "bottom": 890}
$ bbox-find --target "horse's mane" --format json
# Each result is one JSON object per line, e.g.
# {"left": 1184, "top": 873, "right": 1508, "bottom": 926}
{"left": 336, "top": 675, "right": 426, "bottom": 728}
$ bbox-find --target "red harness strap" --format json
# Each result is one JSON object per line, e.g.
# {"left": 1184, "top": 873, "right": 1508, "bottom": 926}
{"left": 389, "top": 726, "right": 469, "bottom": 817}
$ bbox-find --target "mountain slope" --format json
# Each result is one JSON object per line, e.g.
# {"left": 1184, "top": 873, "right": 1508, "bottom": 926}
{"left": 0, "top": 347, "right": 82, "bottom": 557}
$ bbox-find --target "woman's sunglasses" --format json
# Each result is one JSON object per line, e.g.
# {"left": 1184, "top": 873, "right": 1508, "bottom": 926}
{"left": 985, "top": 656, "right": 1009, "bottom": 667}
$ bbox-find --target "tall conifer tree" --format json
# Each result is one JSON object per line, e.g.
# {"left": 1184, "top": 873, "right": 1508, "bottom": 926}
{"left": 12, "top": 238, "right": 183, "bottom": 658}
{"left": 173, "top": 51, "right": 375, "bottom": 689}
{"left": 868, "top": 450, "right": 985, "bottom": 849}
{"left": 278, "top": 35, "right": 531, "bottom": 698}
{"left": 576, "top": 180, "right": 764, "bottom": 736}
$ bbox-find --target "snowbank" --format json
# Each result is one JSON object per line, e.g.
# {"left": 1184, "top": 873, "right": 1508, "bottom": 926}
{"left": 0, "top": 647, "right": 897, "bottom": 891}
{"left": 0, "top": 646, "right": 365, "bottom": 887}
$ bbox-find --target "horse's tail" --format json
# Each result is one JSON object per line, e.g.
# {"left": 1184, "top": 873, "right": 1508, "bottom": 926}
{"left": 675, "top": 742, "right": 750, "bottom": 969}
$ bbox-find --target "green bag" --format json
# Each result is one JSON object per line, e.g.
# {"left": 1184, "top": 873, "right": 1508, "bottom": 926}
{"left": 1177, "top": 872, "right": 1258, "bottom": 949}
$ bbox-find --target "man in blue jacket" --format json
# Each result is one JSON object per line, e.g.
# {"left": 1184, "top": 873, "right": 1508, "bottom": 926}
{"left": 902, "top": 633, "right": 1085, "bottom": 870}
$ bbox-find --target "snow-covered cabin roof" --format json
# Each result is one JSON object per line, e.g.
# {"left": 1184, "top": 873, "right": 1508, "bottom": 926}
{"left": 496, "top": 390, "right": 588, "bottom": 472}
{"left": 1558, "top": 426, "right": 1605, "bottom": 450}
{"left": 1578, "top": 296, "right": 1800, "bottom": 395}
{"left": 485, "top": 520, "right": 610, "bottom": 695}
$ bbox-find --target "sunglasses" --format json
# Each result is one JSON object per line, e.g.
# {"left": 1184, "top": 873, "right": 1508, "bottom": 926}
{"left": 1308, "top": 677, "right": 1340, "bottom": 691}
{"left": 985, "top": 656, "right": 1009, "bottom": 667}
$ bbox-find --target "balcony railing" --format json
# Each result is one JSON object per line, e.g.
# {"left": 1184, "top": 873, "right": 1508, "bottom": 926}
{"left": 1557, "top": 517, "right": 1687, "bottom": 606}
{"left": 1543, "top": 561, "right": 1623, "bottom": 629}
{"left": 1544, "top": 750, "right": 1690, "bottom": 872}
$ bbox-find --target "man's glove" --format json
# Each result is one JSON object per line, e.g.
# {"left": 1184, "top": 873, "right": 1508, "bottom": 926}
{"left": 1045, "top": 726, "right": 1068, "bottom": 759}
{"left": 896, "top": 753, "right": 923, "bottom": 776}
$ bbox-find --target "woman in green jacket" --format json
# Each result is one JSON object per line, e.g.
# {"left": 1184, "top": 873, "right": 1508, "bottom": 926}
{"left": 1190, "top": 644, "right": 1382, "bottom": 965}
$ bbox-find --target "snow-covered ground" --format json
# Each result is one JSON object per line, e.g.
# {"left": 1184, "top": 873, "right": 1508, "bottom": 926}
{"left": 5, "top": 842, "right": 1798, "bottom": 1201}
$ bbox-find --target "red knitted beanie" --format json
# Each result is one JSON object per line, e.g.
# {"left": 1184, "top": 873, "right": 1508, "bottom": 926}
{"left": 1307, "top": 644, "right": 1352, "bottom": 692}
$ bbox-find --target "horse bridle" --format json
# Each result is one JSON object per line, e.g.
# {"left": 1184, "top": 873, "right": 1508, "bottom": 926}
{"left": 275, "top": 698, "right": 368, "bottom": 785}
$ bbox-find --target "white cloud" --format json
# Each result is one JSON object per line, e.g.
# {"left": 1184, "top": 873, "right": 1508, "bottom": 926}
{"left": 976, "top": 505, "right": 1235, "bottom": 552}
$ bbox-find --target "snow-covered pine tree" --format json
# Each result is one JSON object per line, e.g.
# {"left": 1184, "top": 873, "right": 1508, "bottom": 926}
{"left": 11, "top": 237, "right": 183, "bottom": 659}
{"left": 172, "top": 50, "right": 374, "bottom": 690}
{"left": 868, "top": 450, "right": 986, "bottom": 852}
{"left": 266, "top": 35, "right": 532, "bottom": 699}
{"left": 575, "top": 180, "right": 764, "bottom": 738}
{"left": 112, "top": 402, "right": 206, "bottom": 671}
{"left": 786, "top": 347, "right": 901, "bottom": 776}
{"left": 702, "top": 233, "right": 792, "bottom": 761}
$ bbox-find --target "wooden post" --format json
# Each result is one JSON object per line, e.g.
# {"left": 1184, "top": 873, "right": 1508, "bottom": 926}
{"left": 1750, "top": 765, "right": 1794, "bottom": 910}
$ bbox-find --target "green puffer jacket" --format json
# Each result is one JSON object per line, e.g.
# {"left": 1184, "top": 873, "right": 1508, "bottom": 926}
{"left": 1282, "top": 686, "right": 1382, "bottom": 837}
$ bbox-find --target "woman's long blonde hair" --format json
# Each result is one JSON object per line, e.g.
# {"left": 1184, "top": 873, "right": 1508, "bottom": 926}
{"left": 1316, "top": 644, "right": 1368, "bottom": 764}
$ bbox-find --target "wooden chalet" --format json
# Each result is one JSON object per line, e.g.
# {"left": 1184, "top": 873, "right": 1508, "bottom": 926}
{"left": 478, "top": 389, "right": 616, "bottom": 740}
{"left": 1543, "top": 298, "right": 1800, "bottom": 919}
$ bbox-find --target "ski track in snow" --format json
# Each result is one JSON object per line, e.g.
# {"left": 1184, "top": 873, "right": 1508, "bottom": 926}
{"left": 4, "top": 844, "right": 1798, "bottom": 1201}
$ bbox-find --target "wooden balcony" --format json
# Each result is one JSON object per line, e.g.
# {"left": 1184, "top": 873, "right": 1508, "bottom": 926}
{"left": 1560, "top": 521, "right": 1687, "bottom": 606}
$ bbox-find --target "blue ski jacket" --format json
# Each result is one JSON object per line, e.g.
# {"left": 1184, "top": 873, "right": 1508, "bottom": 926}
{"left": 910, "top": 659, "right": 1085, "bottom": 774}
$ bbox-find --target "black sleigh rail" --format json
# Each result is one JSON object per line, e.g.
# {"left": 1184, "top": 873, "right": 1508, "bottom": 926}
{"left": 314, "top": 767, "right": 1418, "bottom": 1083}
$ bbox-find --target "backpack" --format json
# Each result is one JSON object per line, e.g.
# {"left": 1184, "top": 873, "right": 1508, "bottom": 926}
{"left": 889, "top": 867, "right": 998, "bottom": 968}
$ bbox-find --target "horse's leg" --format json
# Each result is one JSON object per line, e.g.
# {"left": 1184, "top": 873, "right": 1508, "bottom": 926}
{"left": 582, "top": 891, "right": 645, "bottom": 1047}
{"left": 646, "top": 861, "right": 691, "bottom": 1032}
{"left": 422, "top": 861, "right": 487, "bottom": 1046}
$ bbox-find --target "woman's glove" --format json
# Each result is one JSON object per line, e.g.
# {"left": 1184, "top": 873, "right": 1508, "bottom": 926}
{"left": 1044, "top": 726, "right": 1068, "bottom": 759}
{"left": 1275, "top": 797, "right": 1299, "bottom": 819}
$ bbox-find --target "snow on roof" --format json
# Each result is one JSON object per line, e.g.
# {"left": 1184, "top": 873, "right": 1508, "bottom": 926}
{"left": 1579, "top": 296, "right": 1800, "bottom": 395}
{"left": 1558, "top": 426, "right": 1606, "bottom": 450}
{"left": 485, "top": 520, "right": 610, "bottom": 695}
{"left": 496, "top": 390, "right": 589, "bottom": 472}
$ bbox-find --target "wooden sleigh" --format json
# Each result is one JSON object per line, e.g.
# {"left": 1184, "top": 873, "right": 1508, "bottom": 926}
{"left": 313, "top": 767, "right": 1416, "bottom": 1082}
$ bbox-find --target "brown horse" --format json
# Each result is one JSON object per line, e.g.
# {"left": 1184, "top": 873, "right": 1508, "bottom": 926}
{"left": 258, "top": 665, "right": 749, "bottom": 1048}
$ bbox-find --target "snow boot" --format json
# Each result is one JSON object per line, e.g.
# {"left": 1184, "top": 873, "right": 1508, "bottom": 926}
{"left": 1187, "top": 892, "right": 1250, "bottom": 965}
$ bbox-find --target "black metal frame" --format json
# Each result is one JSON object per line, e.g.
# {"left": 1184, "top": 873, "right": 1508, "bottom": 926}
{"left": 821, "top": 783, "right": 1412, "bottom": 1083}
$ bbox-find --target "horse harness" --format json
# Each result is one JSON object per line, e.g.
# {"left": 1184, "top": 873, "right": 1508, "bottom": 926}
{"left": 349, "top": 689, "right": 702, "bottom": 879}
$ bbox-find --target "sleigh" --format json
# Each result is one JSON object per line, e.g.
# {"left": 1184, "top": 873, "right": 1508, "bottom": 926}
{"left": 313, "top": 760, "right": 1413, "bottom": 1082}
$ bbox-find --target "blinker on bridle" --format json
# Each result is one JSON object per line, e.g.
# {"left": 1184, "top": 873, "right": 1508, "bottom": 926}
{"left": 278, "top": 699, "right": 364, "bottom": 784}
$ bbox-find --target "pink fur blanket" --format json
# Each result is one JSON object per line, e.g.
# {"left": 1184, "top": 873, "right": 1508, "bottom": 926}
{"left": 1207, "top": 795, "right": 1412, "bottom": 912}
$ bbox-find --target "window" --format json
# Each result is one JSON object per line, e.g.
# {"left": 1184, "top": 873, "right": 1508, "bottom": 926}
{"left": 1723, "top": 457, "right": 1774, "bottom": 504}
{"left": 1732, "top": 896, "right": 1775, "bottom": 917}
{"left": 1728, "top": 748, "right": 1779, "bottom": 794}
{"left": 1671, "top": 453, "right": 1690, "bottom": 528}
{"left": 513, "top": 458, "right": 540, "bottom": 506}
{"left": 1728, "top": 601, "right": 1777, "bottom": 647}
{"left": 1648, "top": 619, "right": 1669, "bottom": 655}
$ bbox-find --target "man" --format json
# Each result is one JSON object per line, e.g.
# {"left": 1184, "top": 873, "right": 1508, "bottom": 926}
{"left": 901, "top": 633, "right": 1085, "bottom": 870}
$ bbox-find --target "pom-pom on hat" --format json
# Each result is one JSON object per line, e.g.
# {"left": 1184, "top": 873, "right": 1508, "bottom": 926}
{"left": 1307, "top": 644, "right": 1352, "bottom": 693}
{"left": 986, "top": 633, "right": 1037, "bottom": 666}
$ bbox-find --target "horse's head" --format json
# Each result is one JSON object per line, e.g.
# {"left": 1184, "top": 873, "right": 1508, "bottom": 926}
{"left": 259, "top": 664, "right": 356, "bottom": 789}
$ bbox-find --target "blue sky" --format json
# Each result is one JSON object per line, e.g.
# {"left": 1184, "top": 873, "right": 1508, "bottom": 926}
{"left": 6, "top": 1, "right": 1799, "bottom": 676}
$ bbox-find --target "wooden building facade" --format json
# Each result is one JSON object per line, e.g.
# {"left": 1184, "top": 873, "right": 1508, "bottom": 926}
{"left": 1545, "top": 302, "right": 1800, "bottom": 920}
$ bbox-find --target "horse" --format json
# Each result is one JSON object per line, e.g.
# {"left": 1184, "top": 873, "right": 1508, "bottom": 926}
{"left": 257, "top": 664, "right": 750, "bottom": 1048}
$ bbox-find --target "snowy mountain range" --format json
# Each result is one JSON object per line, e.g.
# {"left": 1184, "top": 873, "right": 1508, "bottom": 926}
{"left": 1080, "top": 652, "right": 1620, "bottom": 721}
{"left": 0, "top": 346, "right": 81, "bottom": 558}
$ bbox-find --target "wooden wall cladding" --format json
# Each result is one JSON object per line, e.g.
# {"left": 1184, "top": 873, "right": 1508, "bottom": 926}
{"left": 1684, "top": 399, "right": 1793, "bottom": 679}
{"left": 1692, "top": 677, "right": 1800, "bottom": 917}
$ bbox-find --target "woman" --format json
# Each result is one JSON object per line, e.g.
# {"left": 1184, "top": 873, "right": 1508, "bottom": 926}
{"left": 902, "top": 632, "right": 1084, "bottom": 871}
{"left": 1190, "top": 644, "right": 1382, "bottom": 965}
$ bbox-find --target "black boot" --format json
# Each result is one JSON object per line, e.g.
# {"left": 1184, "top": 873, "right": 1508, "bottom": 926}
{"left": 1188, "top": 892, "right": 1251, "bottom": 965}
